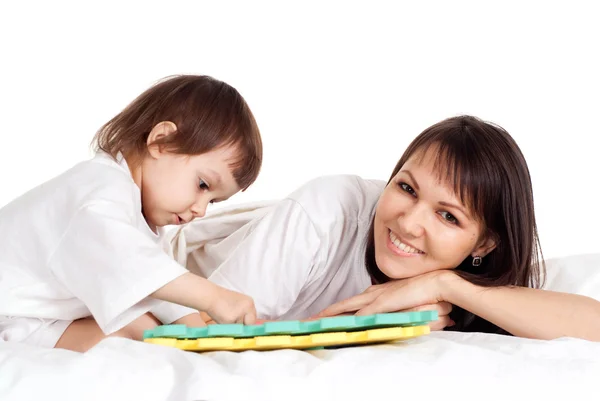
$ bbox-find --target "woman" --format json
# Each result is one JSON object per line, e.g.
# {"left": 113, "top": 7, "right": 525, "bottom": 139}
{"left": 165, "top": 115, "right": 600, "bottom": 340}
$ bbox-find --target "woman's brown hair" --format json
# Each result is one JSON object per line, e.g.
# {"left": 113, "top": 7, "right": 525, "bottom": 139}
{"left": 92, "top": 75, "right": 262, "bottom": 190}
{"left": 365, "top": 115, "right": 545, "bottom": 334}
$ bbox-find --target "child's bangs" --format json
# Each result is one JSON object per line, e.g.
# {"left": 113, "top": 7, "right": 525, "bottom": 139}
{"left": 168, "top": 81, "right": 263, "bottom": 190}
{"left": 225, "top": 133, "right": 263, "bottom": 190}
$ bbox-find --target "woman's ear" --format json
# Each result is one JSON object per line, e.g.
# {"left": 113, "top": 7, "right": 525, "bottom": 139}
{"left": 472, "top": 235, "right": 497, "bottom": 258}
{"left": 147, "top": 121, "right": 178, "bottom": 159}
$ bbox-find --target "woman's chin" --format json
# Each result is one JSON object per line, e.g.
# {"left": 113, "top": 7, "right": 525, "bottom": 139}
{"left": 377, "top": 265, "right": 413, "bottom": 280}
{"left": 376, "top": 256, "right": 417, "bottom": 280}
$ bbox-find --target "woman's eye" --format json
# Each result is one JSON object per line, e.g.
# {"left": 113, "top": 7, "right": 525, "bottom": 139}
{"left": 440, "top": 211, "right": 458, "bottom": 225}
{"left": 399, "top": 182, "right": 417, "bottom": 197}
{"left": 199, "top": 179, "right": 210, "bottom": 190}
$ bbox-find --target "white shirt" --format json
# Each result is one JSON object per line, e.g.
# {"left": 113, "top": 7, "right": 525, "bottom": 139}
{"left": 0, "top": 152, "right": 196, "bottom": 334}
{"left": 164, "top": 175, "right": 386, "bottom": 320}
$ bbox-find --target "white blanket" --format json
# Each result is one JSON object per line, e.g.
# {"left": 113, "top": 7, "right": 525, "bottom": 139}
{"left": 1, "top": 331, "right": 598, "bottom": 401}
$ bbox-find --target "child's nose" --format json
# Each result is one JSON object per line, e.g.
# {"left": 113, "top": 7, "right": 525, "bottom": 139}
{"left": 190, "top": 200, "right": 208, "bottom": 218}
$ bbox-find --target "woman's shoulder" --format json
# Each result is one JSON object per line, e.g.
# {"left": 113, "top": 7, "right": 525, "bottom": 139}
{"left": 288, "top": 174, "right": 385, "bottom": 199}
{"left": 284, "top": 174, "right": 386, "bottom": 227}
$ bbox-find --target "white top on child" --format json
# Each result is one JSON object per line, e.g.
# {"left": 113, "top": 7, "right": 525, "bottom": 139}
{"left": 0, "top": 151, "right": 196, "bottom": 334}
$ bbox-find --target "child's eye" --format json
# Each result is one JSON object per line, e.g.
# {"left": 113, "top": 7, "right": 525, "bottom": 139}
{"left": 439, "top": 211, "right": 458, "bottom": 225}
{"left": 399, "top": 182, "right": 417, "bottom": 197}
{"left": 199, "top": 179, "right": 210, "bottom": 190}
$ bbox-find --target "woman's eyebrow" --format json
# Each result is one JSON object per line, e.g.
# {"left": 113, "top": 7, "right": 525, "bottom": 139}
{"left": 400, "top": 170, "right": 420, "bottom": 190}
{"left": 401, "top": 169, "right": 471, "bottom": 218}
{"left": 438, "top": 201, "right": 468, "bottom": 217}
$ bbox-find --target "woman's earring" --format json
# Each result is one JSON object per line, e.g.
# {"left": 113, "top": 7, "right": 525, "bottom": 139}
{"left": 472, "top": 255, "right": 482, "bottom": 267}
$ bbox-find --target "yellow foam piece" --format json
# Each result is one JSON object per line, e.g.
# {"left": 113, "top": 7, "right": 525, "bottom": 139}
{"left": 144, "top": 325, "right": 430, "bottom": 352}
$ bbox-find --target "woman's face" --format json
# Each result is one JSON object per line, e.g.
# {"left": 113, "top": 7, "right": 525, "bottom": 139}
{"left": 373, "top": 147, "right": 496, "bottom": 279}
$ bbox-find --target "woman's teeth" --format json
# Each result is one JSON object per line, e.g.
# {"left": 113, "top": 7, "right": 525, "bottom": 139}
{"left": 389, "top": 230, "right": 423, "bottom": 254}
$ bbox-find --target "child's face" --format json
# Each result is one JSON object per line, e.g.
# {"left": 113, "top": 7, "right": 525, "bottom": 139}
{"left": 139, "top": 144, "right": 241, "bottom": 230}
{"left": 373, "top": 147, "right": 495, "bottom": 279}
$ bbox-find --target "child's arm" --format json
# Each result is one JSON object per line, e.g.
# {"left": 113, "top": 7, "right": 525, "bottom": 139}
{"left": 151, "top": 272, "right": 257, "bottom": 325}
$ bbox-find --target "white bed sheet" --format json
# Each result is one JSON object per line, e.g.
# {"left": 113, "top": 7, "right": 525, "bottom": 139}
{"left": 1, "top": 331, "right": 599, "bottom": 401}
{"left": 1, "top": 253, "right": 599, "bottom": 401}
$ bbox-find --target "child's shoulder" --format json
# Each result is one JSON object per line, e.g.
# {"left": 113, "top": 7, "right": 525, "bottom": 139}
{"left": 19, "top": 151, "right": 140, "bottom": 213}
{"left": 0, "top": 152, "right": 140, "bottom": 230}
{"left": 66, "top": 151, "right": 139, "bottom": 206}
{"left": 73, "top": 151, "right": 131, "bottom": 179}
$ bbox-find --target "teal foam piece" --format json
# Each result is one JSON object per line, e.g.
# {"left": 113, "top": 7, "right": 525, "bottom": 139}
{"left": 143, "top": 311, "right": 437, "bottom": 340}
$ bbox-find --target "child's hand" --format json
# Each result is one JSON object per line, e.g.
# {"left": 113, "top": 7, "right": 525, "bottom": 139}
{"left": 151, "top": 273, "right": 256, "bottom": 325}
{"left": 172, "top": 312, "right": 207, "bottom": 327}
{"left": 205, "top": 286, "right": 257, "bottom": 325}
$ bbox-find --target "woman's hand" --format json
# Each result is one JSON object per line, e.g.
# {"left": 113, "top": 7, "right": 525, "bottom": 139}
{"left": 317, "top": 270, "right": 456, "bottom": 330}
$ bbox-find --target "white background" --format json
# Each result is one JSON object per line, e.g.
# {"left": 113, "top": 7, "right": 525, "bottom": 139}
{"left": 0, "top": 1, "right": 598, "bottom": 260}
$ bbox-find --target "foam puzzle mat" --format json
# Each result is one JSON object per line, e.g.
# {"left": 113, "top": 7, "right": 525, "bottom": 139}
{"left": 144, "top": 311, "right": 437, "bottom": 339}
{"left": 143, "top": 311, "right": 437, "bottom": 352}
{"left": 144, "top": 325, "right": 430, "bottom": 351}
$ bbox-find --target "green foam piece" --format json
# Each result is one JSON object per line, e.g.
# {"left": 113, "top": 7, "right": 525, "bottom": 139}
{"left": 143, "top": 311, "right": 438, "bottom": 340}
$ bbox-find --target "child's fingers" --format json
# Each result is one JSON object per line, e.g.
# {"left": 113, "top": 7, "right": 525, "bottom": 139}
{"left": 243, "top": 310, "right": 257, "bottom": 325}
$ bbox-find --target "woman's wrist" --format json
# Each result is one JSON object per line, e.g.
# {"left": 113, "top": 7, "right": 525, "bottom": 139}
{"left": 436, "top": 270, "right": 471, "bottom": 306}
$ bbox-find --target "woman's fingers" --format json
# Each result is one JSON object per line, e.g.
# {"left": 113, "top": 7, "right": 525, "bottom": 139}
{"left": 317, "top": 289, "right": 381, "bottom": 317}
{"left": 401, "top": 301, "right": 453, "bottom": 316}
{"left": 355, "top": 292, "right": 401, "bottom": 316}
{"left": 364, "top": 284, "right": 383, "bottom": 293}
{"left": 428, "top": 314, "right": 455, "bottom": 331}
{"left": 396, "top": 302, "right": 454, "bottom": 330}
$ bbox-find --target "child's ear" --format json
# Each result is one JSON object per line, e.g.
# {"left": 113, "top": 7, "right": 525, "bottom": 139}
{"left": 472, "top": 235, "right": 497, "bottom": 258}
{"left": 147, "top": 121, "right": 178, "bottom": 158}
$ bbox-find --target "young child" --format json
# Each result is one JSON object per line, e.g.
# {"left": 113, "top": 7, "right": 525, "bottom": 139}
{"left": 0, "top": 75, "right": 262, "bottom": 352}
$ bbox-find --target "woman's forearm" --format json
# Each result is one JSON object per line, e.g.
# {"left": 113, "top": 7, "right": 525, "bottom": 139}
{"left": 441, "top": 273, "right": 600, "bottom": 341}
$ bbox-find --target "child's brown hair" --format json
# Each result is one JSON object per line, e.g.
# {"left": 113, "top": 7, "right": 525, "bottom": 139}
{"left": 93, "top": 75, "right": 262, "bottom": 190}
